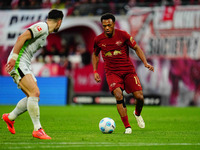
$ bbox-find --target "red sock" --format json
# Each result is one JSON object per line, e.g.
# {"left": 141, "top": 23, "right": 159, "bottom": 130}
{"left": 121, "top": 116, "right": 131, "bottom": 128}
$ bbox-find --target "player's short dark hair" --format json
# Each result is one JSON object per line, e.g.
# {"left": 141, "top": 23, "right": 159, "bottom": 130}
{"left": 47, "top": 9, "right": 64, "bottom": 20}
{"left": 101, "top": 13, "right": 115, "bottom": 22}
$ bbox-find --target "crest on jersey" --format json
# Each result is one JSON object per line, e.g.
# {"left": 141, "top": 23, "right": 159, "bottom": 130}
{"left": 110, "top": 83, "right": 116, "bottom": 88}
{"left": 116, "top": 41, "right": 122, "bottom": 46}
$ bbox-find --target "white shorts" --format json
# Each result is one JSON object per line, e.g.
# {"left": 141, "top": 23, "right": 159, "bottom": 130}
{"left": 9, "top": 62, "right": 37, "bottom": 89}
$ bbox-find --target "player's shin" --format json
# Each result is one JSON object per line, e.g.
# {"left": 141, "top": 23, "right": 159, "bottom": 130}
{"left": 135, "top": 98, "right": 144, "bottom": 116}
{"left": 27, "top": 97, "right": 42, "bottom": 131}
{"left": 8, "top": 97, "right": 28, "bottom": 121}
{"left": 116, "top": 99, "right": 131, "bottom": 128}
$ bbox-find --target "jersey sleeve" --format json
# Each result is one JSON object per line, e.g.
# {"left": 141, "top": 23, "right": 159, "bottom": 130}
{"left": 122, "top": 31, "right": 137, "bottom": 48}
{"left": 28, "top": 22, "right": 48, "bottom": 39}
{"left": 93, "top": 37, "right": 101, "bottom": 55}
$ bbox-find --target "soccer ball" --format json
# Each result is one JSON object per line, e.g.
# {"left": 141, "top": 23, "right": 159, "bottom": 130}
{"left": 99, "top": 117, "right": 116, "bottom": 133}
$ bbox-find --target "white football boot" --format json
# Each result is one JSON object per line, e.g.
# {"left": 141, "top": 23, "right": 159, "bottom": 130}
{"left": 124, "top": 127, "right": 132, "bottom": 134}
{"left": 133, "top": 111, "right": 145, "bottom": 128}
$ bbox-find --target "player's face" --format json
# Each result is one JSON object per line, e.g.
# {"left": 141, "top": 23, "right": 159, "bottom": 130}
{"left": 102, "top": 19, "right": 115, "bottom": 37}
{"left": 54, "top": 20, "right": 62, "bottom": 32}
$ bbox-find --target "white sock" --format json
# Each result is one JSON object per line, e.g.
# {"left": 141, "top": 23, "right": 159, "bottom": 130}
{"left": 27, "top": 97, "right": 42, "bottom": 131}
{"left": 8, "top": 97, "right": 28, "bottom": 121}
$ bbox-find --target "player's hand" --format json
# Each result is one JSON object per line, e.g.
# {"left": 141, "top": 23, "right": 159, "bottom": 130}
{"left": 94, "top": 73, "right": 101, "bottom": 83}
{"left": 5, "top": 59, "right": 16, "bottom": 73}
{"left": 144, "top": 63, "right": 154, "bottom": 72}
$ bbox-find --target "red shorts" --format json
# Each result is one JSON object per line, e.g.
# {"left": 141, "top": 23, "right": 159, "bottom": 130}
{"left": 106, "top": 72, "right": 142, "bottom": 94}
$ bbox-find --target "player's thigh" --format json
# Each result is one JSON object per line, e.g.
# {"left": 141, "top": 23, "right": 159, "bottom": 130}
{"left": 18, "top": 74, "right": 39, "bottom": 97}
{"left": 124, "top": 73, "right": 142, "bottom": 94}
{"left": 106, "top": 72, "right": 124, "bottom": 93}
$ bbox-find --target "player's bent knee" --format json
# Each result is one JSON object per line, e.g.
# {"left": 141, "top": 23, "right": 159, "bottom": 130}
{"left": 29, "top": 88, "right": 40, "bottom": 97}
{"left": 114, "top": 93, "right": 123, "bottom": 100}
{"left": 133, "top": 91, "right": 144, "bottom": 101}
{"left": 136, "top": 94, "right": 144, "bottom": 101}
{"left": 34, "top": 90, "right": 40, "bottom": 97}
{"left": 113, "top": 88, "right": 123, "bottom": 100}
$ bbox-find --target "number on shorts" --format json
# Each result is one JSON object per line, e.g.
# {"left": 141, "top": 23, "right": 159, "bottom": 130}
{"left": 134, "top": 76, "right": 141, "bottom": 87}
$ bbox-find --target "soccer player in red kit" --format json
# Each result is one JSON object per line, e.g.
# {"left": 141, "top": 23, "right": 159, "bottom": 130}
{"left": 92, "top": 13, "right": 154, "bottom": 134}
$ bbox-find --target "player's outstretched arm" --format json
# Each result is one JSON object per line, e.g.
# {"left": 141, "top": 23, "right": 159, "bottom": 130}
{"left": 92, "top": 52, "right": 101, "bottom": 83}
{"left": 133, "top": 44, "right": 154, "bottom": 72}
{"left": 6, "top": 30, "right": 32, "bottom": 73}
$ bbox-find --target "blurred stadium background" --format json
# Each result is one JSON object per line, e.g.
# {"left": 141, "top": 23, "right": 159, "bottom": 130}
{"left": 0, "top": 0, "right": 200, "bottom": 107}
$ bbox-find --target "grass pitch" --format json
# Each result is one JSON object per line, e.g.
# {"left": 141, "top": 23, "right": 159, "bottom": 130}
{"left": 0, "top": 105, "right": 200, "bottom": 150}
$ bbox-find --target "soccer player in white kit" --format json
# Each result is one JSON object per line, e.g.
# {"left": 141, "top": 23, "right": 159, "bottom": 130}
{"left": 2, "top": 9, "right": 63, "bottom": 139}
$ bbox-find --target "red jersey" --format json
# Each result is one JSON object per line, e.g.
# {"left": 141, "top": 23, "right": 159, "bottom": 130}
{"left": 94, "top": 29, "right": 136, "bottom": 73}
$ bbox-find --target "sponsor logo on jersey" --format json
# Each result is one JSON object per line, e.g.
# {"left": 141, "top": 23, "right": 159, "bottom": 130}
{"left": 36, "top": 26, "right": 42, "bottom": 32}
{"left": 116, "top": 41, "right": 122, "bottom": 46}
{"left": 105, "top": 51, "right": 112, "bottom": 57}
{"left": 105, "top": 50, "right": 122, "bottom": 57}
{"left": 113, "top": 50, "right": 122, "bottom": 56}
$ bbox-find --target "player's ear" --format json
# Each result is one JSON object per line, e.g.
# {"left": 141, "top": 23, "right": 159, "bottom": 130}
{"left": 56, "top": 19, "right": 61, "bottom": 26}
{"left": 58, "top": 19, "right": 62, "bottom": 25}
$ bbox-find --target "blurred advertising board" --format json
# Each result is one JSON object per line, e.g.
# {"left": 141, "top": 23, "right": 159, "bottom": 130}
{"left": 0, "top": 76, "right": 68, "bottom": 105}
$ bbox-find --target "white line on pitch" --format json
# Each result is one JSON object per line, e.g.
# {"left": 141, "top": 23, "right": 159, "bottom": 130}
{"left": 1, "top": 142, "right": 200, "bottom": 149}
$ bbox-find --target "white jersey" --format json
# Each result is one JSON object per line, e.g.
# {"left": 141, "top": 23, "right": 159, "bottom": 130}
{"left": 7, "top": 22, "right": 49, "bottom": 87}
{"left": 8, "top": 22, "right": 49, "bottom": 66}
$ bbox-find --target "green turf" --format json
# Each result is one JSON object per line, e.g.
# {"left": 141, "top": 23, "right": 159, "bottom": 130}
{"left": 0, "top": 105, "right": 200, "bottom": 150}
